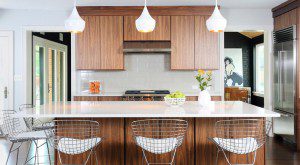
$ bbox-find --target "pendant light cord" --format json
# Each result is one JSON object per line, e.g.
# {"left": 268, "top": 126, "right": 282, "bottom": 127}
{"left": 74, "top": 0, "right": 77, "bottom": 7}
{"left": 144, "top": 0, "right": 147, "bottom": 7}
{"left": 215, "top": 0, "right": 217, "bottom": 7}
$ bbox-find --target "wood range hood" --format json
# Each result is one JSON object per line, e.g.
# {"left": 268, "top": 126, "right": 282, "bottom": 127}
{"left": 123, "top": 41, "right": 171, "bottom": 53}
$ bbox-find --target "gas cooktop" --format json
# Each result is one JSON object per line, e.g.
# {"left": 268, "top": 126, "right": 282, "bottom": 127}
{"left": 124, "top": 90, "right": 170, "bottom": 95}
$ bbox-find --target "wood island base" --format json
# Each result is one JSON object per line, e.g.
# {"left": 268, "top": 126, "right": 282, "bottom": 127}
{"left": 56, "top": 117, "right": 265, "bottom": 165}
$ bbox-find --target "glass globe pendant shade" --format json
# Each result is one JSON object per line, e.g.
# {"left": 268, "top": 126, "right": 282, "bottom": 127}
{"left": 135, "top": 5, "right": 156, "bottom": 33}
{"left": 206, "top": 3, "right": 227, "bottom": 32}
{"left": 65, "top": 7, "right": 85, "bottom": 33}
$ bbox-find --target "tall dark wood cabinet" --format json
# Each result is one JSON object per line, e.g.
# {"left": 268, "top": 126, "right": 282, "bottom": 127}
{"left": 272, "top": 0, "right": 300, "bottom": 151}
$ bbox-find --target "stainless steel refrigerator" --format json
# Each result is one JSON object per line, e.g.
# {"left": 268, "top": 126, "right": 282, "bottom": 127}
{"left": 273, "top": 25, "right": 297, "bottom": 143}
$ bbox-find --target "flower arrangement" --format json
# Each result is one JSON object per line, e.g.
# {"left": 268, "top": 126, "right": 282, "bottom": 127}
{"left": 195, "top": 70, "right": 212, "bottom": 91}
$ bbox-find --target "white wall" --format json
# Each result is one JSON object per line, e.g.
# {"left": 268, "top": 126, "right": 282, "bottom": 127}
{"left": 221, "top": 8, "right": 273, "bottom": 30}
{"left": 0, "top": 9, "right": 69, "bottom": 108}
{"left": 221, "top": 8, "right": 274, "bottom": 112}
{"left": 0, "top": 8, "right": 274, "bottom": 108}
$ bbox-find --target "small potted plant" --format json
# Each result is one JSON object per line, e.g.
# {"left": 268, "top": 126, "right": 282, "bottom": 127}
{"left": 195, "top": 70, "right": 212, "bottom": 106}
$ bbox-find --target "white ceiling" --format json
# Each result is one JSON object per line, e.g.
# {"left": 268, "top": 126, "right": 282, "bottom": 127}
{"left": 0, "top": 0, "right": 286, "bottom": 10}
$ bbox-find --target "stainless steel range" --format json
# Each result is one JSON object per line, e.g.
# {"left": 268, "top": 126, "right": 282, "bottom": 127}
{"left": 122, "top": 90, "right": 170, "bottom": 101}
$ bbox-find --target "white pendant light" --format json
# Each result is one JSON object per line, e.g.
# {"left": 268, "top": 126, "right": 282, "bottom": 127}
{"left": 206, "top": 0, "right": 227, "bottom": 32}
{"left": 65, "top": 0, "right": 85, "bottom": 33}
{"left": 135, "top": 0, "right": 156, "bottom": 33}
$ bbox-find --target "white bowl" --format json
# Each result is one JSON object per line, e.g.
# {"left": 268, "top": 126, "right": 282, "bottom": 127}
{"left": 164, "top": 97, "right": 186, "bottom": 107}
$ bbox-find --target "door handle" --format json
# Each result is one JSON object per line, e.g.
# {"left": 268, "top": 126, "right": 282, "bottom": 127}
{"left": 4, "top": 86, "right": 8, "bottom": 99}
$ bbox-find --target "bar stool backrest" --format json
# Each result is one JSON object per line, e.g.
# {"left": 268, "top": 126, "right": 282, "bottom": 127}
{"left": 215, "top": 119, "right": 271, "bottom": 154}
{"left": 1, "top": 110, "right": 24, "bottom": 138}
{"left": 44, "top": 120, "right": 101, "bottom": 155}
{"left": 131, "top": 119, "right": 188, "bottom": 151}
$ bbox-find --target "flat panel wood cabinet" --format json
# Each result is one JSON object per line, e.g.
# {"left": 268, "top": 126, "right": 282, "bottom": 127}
{"left": 195, "top": 16, "right": 219, "bottom": 70}
{"left": 274, "top": 9, "right": 297, "bottom": 31}
{"left": 124, "top": 16, "right": 171, "bottom": 41}
{"left": 76, "top": 16, "right": 124, "bottom": 70}
{"left": 76, "top": 16, "right": 101, "bottom": 70}
{"left": 100, "top": 16, "right": 124, "bottom": 69}
{"left": 171, "top": 16, "right": 219, "bottom": 70}
{"left": 171, "top": 16, "right": 195, "bottom": 70}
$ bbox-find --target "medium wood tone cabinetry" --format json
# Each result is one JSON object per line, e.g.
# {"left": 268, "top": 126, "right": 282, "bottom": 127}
{"left": 76, "top": 16, "right": 101, "bottom": 70}
{"left": 195, "top": 16, "right": 219, "bottom": 70}
{"left": 272, "top": 0, "right": 300, "bottom": 151}
{"left": 171, "top": 16, "right": 195, "bottom": 70}
{"left": 171, "top": 16, "right": 219, "bottom": 70}
{"left": 76, "top": 16, "right": 123, "bottom": 70}
{"left": 124, "top": 16, "right": 171, "bottom": 41}
{"left": 274, "top": 9, "right": 298, "bottom": 31}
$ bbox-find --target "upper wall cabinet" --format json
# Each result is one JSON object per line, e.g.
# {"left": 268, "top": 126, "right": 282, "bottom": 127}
{"left": 76, "top": 16, "right": 101, "bottom": 70}
{"left": 100, "top": 16, "right": 124, "bottom": 70}
{"left": 171, "top": 16, "right": 195, "bottom": 70}
{"left": 76, "top": 16, "right": 124, "bottom": 70}
{"left": 274, "top": 9, "right": 298, "bottom": 31}
{"left": 194, "top": 16, "right": 219, "bottom": 70}
{"left": 124, "top": 16, "right": 171, "bottom": 41}
{"left": 171, "top": 16, "right": 219, "bottom": 70}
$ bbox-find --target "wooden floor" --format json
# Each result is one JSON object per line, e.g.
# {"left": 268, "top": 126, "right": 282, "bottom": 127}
{"left": 0, "top": 137, "right": 299, "bottom": 164}
{"left": 266, "top": 137, "right": 300, "bottom": 165}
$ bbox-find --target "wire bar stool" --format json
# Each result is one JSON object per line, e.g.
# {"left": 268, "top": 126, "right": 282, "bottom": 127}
{"left": 131, "top": 119, "right": 188, "bottom": 165}
{"left": 1, "top": 109, "right": 51, "bottom": 165}
{"left": 43, "top": 120, "right": 102, "bottom": 165}
{"left": 19, "top": 104, "right": 54, "bottom": 131}
{"left": 209, "top": 119, "right": 272, "bottom": 165}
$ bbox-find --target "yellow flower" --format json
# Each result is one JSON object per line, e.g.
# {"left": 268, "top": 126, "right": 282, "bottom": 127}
{"left": 207, "top": 71, "right": 212, "bottom": 75}
{"left": 198, "top": 69, "right": 205, "bottom": 75}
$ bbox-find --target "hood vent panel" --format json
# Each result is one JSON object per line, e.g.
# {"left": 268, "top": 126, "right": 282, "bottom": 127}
{"left": 123, "top": 41, "right": 171, "bottom": 53}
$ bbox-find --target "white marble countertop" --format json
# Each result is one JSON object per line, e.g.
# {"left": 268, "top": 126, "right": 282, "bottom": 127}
{"left": 14, "top": 101, "right": 280, "bottom": 118}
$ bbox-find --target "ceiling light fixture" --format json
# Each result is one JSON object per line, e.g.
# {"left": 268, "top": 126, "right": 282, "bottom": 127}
{"left": 135, "top": 0, "right": 156, "bottom": 33}
{"left": 206, "top": 0, "right": 227, "bottom": 32}
{"left": 65, "top": 0, "right": 85, "bottom": 33}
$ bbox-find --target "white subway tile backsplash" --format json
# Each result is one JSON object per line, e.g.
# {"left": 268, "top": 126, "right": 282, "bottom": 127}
{"left": 76, "top": 54, "right": 221, "bottom": 95}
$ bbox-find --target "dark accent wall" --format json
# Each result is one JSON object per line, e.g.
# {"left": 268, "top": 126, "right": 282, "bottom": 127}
{"left": 32, "top": 32, "right": 71, "bottom": 101}
{"left": 224, "top": 32, "right": 264, "bottom": 107}
{"left": 225, "top": 32, "right": 253, "bottom": 88}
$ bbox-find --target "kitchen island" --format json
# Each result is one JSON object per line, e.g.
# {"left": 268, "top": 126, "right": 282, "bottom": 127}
{"left": 16, "top": 101, "right": 280, "bottom": 165}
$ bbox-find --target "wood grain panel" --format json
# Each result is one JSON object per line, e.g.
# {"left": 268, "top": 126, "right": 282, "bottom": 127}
{"left": 125, "top": 118, "right": 195, "bottom": 165}
{"left": 186, "top": 96, "right": 222, "bottom": 101}
{"left": 92, "top": 118, "right": 125, "bottom": 164}
{"left": 100, "top": 16, "right": 124, "bottom": 70}
{"left": 76, "top": 16, "right": 101, "bottom": 70}
{"left": 171, "top": 16, "right": 195, "bottom": 70}
{"left": 195, "top": 118, "right": 265, "bottom": 165}
{"left": 74, "top": 96, "right": 222, "bottom": 102}
{"left": 274, "top": 9, "right": 297, "bottom": 31}
{"left": 77, "top": 6, "right": 215, "bottom": 16}
{"left": 74, "top": 96, "right": 123, "bottom": 101}
{"left": 296, "top": 7, "right": 300, "bottom": 151}
{"left": 124, "top": 16, "right": 171, "bottom": 41}
{"left": 194, "top": 16, "right": 219, "bottom": 70}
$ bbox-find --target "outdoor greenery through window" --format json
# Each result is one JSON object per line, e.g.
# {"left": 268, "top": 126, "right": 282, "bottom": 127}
{"left": 255, "top": 43, "right": 264, "bottom": 93}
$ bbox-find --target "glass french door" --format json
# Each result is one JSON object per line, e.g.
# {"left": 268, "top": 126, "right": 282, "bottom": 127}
{"left": 33, "top": 36, "right": 68, "bottom": 106}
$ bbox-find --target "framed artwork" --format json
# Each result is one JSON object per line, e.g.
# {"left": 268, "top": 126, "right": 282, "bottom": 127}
{"left": 224, "top": 48, "right": 244, "bottom": 87}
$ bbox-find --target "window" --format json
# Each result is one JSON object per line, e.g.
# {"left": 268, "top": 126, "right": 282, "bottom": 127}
{"left": 254, "top": 43, "right": 264, "bottom": 94}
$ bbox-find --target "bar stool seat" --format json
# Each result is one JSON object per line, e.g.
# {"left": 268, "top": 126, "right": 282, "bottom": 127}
{"left": 211, "top": 137, "right": 258, "bottom": 154}
{"left": 10, "top": 130, "right": 47, "bottom": 142}
{"left": 136, "top": 136, "right": 178, "bottom": 154}
{"left": 131, "top": 119, "right": 188, "bottom": 165}
{"left": 58, "top": 137, "right": 102, "bottom": 155}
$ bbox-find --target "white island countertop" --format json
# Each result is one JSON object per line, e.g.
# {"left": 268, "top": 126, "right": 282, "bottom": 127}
{"left": 15, "top": 101, "right": 280, "bottom": 118}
